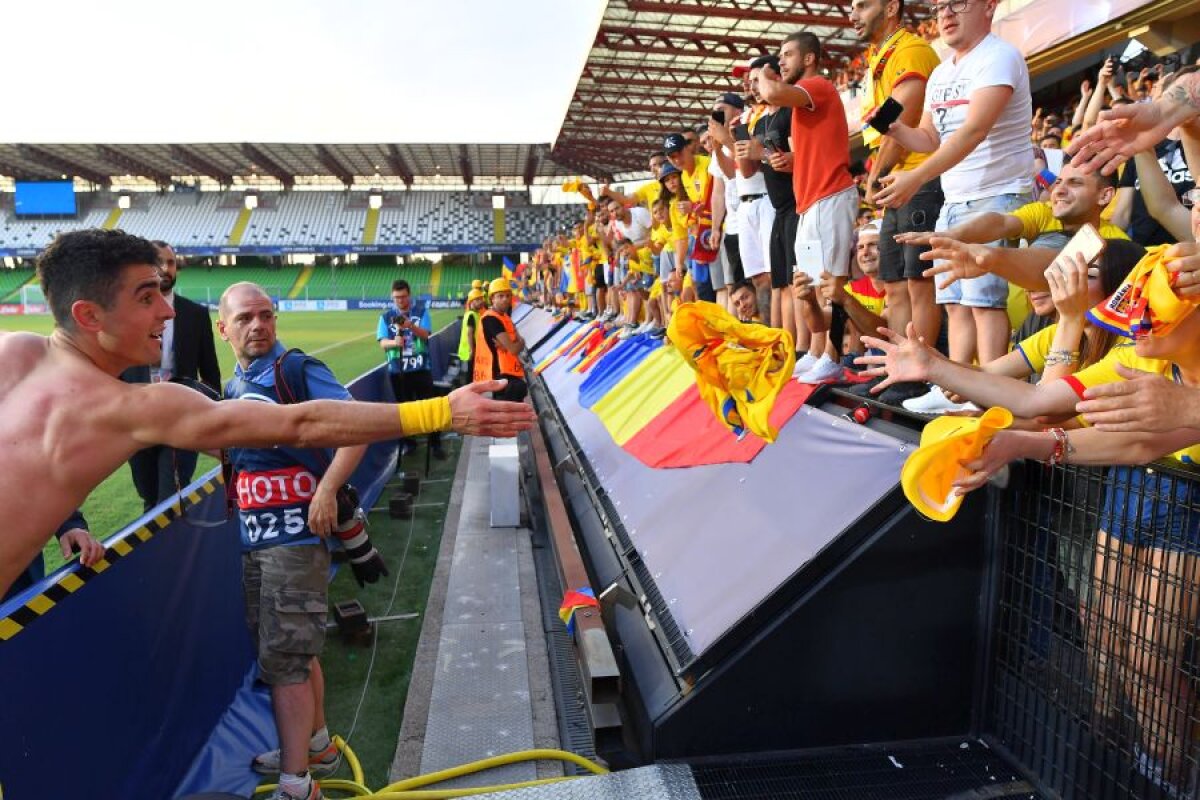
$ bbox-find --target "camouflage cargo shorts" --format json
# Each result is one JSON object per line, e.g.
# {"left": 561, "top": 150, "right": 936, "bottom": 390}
{"left": 242, "top": 543, "right": 330, "bottom": 685}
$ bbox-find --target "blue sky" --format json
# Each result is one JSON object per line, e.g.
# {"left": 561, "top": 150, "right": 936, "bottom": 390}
{"left": 0, "top": 0, "right": 605, "bottom": 143}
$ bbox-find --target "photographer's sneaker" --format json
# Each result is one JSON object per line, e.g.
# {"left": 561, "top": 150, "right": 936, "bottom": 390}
{"left": 253, "top": 741, "right": 341, "bottom": 778}
{"left": 796, "top": 354, "right": 843, "bottom": 384}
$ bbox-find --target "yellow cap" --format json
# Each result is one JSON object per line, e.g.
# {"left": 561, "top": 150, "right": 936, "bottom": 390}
{"left": 467, "top": 289, "right": 484, "bottom": 302}
{"left": 471, "top": 279, "right": 483, "bottom": 290}
{"left": 488, "top": 277, "right": 511, "bottom": 295}
{"left": 900, "top": 406, "right": 1014, "bottom": 522}
{"left": 562, "top": 177, "right": 581, "bottom": 193}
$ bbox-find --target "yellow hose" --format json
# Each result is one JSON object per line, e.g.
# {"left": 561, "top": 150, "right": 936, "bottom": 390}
{"left": 253, "top": 739, "right": 608, "bottom": 799}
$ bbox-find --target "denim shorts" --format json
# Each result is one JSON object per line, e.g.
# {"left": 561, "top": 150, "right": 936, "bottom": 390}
{"left": 1101, "top": 466, "right": 1200, "bottom": 552}
{"left": 934, "top": 192, "right": 1030, "bottom": 309}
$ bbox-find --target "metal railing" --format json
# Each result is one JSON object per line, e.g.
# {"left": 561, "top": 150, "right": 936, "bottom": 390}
{"left": 987, "top": 458, "right": 1200, "bottom": 799}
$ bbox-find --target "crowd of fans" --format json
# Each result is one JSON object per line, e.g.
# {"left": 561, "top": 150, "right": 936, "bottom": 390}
{"left": 509, "top": 0, "right": 1200, "bottom": 793}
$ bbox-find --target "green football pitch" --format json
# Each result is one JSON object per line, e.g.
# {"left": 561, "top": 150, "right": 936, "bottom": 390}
{"left": 0, "top": 308, "right": 462, "bottom": 563}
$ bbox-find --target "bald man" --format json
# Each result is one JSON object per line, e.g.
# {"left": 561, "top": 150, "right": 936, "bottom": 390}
{"left": 0, "top": 229, "right": 534, "bottom": 599}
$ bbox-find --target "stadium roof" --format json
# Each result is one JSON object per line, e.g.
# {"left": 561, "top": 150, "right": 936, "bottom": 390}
{"left": 0, "top": 143, "right": 571, "bottom": 191}
{"left": 0, "top": 1, "right": 939, "bottom": 190}
{"left": 552, "top": 0, "right": 934, "bottom": 179}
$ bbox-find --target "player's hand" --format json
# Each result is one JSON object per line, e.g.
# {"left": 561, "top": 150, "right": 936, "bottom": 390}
{"left": 855, "top": 322, "right": 939, "bottom": 392}
{"left": 1164, "top": 241, "right": 1200, "bottom": 299}
{"left": 449, "top": 381, "right": 537, "bottom": 438}
{"left": 1045, "top": 251, "right": 1092, "bottom": 321}
{"left": 307, "top": 485, "right": 337, "bottom": 537}
{"left": 1076, "top": 364, "right": 1199, "bottom": 432}
{"left": 59, "top": 528, "right": 104, "bottom": 568}
{"left": 920, "top": 236, "right": 992, "bottom": 289}
{"left": 874, "top": 169, "right": 921, "bottom": 209}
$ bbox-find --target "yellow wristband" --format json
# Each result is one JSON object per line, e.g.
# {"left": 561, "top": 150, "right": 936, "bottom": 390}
{"left": 397, "top": 397, "right": 452, "bottom": 436}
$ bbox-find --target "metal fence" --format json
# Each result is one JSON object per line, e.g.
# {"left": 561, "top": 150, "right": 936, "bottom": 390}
{"left": 987, "top": 458, "right": 1200, "bottom": 799}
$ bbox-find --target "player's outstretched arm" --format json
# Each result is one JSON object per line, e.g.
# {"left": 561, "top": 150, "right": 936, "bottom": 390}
{"left": 120, "top": 379, "right": 536, "bottom": 452}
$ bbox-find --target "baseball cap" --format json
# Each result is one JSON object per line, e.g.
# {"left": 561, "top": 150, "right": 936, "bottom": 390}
{"left": 731, "top": 58, "right": 755, "bottom": 78}
{"left": 749, "top": 54, "right": 780, "bottom": 73}
{"left": 658, "top": 162, "right": 682, "bottom": 182}
{"left": 717, "top": 92, "right": 745, "bottom": 110}
{"left": 663, "top": 133, "right": 688, "bottom": 154}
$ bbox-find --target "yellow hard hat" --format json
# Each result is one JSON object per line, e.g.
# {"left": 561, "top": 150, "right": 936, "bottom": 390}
{"left": 471, "top": 279, "right": 483, "bottom": 290}
{"left": 467, "top": 289, "right": 484, "bottom": 302}
{"left": 488, "top": 277, "right": 511, "bottom": 295}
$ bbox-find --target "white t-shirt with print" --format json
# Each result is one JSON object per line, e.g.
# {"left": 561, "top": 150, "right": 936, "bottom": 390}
{"left": 615, "top": 205, "right": 653, "bottom": 245}
{"left": 708, "top": 148, "right": 744, "bottom": 235}
{"left": 925, "top": 33, "right": 1034, "bottom": 203}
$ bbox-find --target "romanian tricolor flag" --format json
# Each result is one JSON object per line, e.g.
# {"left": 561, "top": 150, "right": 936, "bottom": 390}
{"left": 536, "top": 307, "right": 813, "bottom": 469}
{"left": 559, "top": 587, "right": 599, "bottom": 635}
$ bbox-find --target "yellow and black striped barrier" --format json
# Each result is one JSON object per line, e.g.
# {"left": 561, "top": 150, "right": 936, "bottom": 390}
{"left": 0, "top": 476, "right": 223, "bottom": 644}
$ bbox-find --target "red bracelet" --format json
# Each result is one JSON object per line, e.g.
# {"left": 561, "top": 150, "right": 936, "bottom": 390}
{"left": 1043, "top": 427, "right": 1071, "bottom": 466}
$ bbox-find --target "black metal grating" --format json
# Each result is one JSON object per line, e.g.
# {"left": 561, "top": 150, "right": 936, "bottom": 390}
{"left": 521, "top": 440, "right": 600, "bottom": 774}
{"left": 987, "top": 460, "right": 1200, "bottom": 799}
{"left": 691, "top": 741, "right": 1037, "bottom": 799}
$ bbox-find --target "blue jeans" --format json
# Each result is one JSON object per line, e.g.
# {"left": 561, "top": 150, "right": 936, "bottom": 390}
{"left": 934, "top": 193, "right": 1030, "bottom": 309}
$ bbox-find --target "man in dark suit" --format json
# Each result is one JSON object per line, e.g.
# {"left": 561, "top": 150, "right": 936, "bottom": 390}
{"left": 124, "top": 241, "right": 222, "bottom": 510}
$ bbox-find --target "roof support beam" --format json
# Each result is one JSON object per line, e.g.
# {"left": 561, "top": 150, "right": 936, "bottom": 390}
{"left": 169, "top": 146, "right": 235, "bottom": 186}
{"left": 578, "top": 73, "right": 725, "bottom": 95}
{"left": 241, "top": 144, "right": 295, "bottom": 189}
{"left": 458, "top": 144, "right": 473, "bottom": 187}
{"left": 624, "top": 1, "right": 853, "bottom": 27}
{"left": 17, "top": 145, "right": 109, "bottom": 186}
{"left": 315, "top": 144, "right": 355, "bottom": 186}
{"left": 96, "top": 145, "right": 172, "bottom": 187}
{"left": 0, "top": 159, "right": 35, "bottom": 180}
{"left": 585, "top": 60, "right": 740, "bottom": 83}
{"left": 385, "top": 144, "right": 414, "bottom": 187}
{"left": 547, "top": 150, "right": 614, "bottom": 182}
{"left": 523, "top": 148, "right": 539, "bottom": 186}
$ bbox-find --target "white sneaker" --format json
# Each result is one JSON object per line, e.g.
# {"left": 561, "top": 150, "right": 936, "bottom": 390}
{"left": 618, "top": 324, "right": 638, "bottom": 340}
{"left": 792, "top": 353, "right": 818, "bottom": 377}
{"left": 902, "top": 385, "right": 980, "bottom": 414}
{"left": 634, "top": 321, "right": 655, "bottom": 335}
{"left": 796, "top": 354, "right": 843, "bottom": 384}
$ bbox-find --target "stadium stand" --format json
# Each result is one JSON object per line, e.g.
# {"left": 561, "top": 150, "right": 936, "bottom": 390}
{"left": 243, "top": 192, "right": 366, "bottom": 248}
{"left": 115, "top": 192, "right": 240, "bottom": 247}
{"left": 0, "top": 191, "right": 576, "bottom": 252}
{"left": 0, "top": 205, "right": 111, "bottom": 248}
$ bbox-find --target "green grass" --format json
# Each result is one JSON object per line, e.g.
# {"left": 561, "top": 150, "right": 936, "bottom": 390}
{"left": 323, "top": 436, "right": 461, "bottom": 789}
{"left": 0, "top": 308, "right": 460, "bottom": 570}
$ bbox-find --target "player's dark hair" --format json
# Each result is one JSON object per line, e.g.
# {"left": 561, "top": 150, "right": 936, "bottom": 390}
{"left": 37, "top": 228, "right": 161, "bottom": 330}
{"left": 392, "top": 279, "right": 411, "bottom": 293}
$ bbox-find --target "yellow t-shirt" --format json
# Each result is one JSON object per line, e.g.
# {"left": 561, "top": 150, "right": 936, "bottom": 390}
{"left": 862, "top": 29, "right": 942, "bottom": 172}
{"left": 629, "top": 246, "right": 655, "bottom": 275}
{"left": 1010, "top": 202, "right": 1129, "bottom": 245}
{"left": 632, "top": 181, "right": 662, "bottom": 212}
{"left": 669, "top": 203, "right": 689, "bottom": 244}
{"left": 681, "top": 154, "right": 712, "bottom": 205}
{"left": 650, "top": 222, "right": 672, "bottom": 252}
{"left": 1061, "top": 345, "right": 1200, "bottom": 463}
{"left": 1015, "top": 323, "right": 1058, "bottom": 374}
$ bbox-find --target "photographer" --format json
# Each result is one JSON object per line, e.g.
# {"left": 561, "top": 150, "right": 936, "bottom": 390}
{"left": 378, "top": 279, "right": 445, "bottom": 460}
{"left": 220, "top": 282, "right": 391, "bottom": 800}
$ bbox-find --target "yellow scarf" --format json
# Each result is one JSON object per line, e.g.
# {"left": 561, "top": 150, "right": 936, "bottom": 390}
{"left": 666, "top": 301, "right": 795, "bottom": 442}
